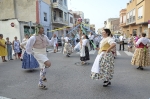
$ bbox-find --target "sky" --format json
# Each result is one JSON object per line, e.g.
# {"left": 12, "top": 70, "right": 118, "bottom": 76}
{"left": 68, "top": 0, "right": 130, "bottom": 32}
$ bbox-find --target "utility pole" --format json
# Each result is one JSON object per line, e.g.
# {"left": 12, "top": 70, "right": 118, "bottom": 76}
{"left": 28, "top": 21, "right": 33, "bottom": 36}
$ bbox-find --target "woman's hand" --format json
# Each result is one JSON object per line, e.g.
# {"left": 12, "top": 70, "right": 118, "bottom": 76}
{"left": 106, "top": 49, "right": 111, "bottom": 53}
{"left": 96, "top": 48, "right": 99, "bottom": 51}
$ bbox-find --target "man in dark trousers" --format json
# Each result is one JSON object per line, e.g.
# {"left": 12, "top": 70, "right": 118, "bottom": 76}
{"left": 119, "top": 34, "right": 125, "bottom": 51}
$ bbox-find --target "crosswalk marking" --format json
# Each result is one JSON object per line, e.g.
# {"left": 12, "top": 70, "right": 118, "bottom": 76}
{"left": 89, "top": 50, "right": 96, "bottom": 54}
{"left": 0, "top": 96, "right": 11, "bottom": 99}
{"left": 117, "top": 51, "right": 121, "bottom": 56}
{"left": 76, "top": 50, "right": 96, "bottom": 54}
{"left": 124, "top": 51, "right": 133, "bottom": 56}
{"left": 47, "top": 48, "right": 135, "bottom": 56}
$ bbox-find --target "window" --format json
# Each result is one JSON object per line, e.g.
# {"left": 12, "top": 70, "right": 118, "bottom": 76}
{"left": 59, "top": 11, "right": 62, "bottom": 18}
{"left": 138, "top": 6, "right": 143, "bottom": 19}
{"left": 54, "top": 11, "right": 56, "bottom": 20}
{"left": 53, "top": 0, "right": 57, "bottom": 2}
{"left": 64, "top": 12, "right": 67, "bottom": 21}
{"left": 120, "top": 16, "right": 122, "bottom": 23}
{"left": 70, "top": 17, "right": 73, "bottom": 23}
{"left": 44, "top": 12, "right": 47, "bottom": 21}
{"left": 133, "top": 9, "right": 135, "bottom": 16}
{"left": 123, "top": 15, "right": 126, "bottom": 23}
{"left": 64, "top": 0, "right": 67, "bottom": 6}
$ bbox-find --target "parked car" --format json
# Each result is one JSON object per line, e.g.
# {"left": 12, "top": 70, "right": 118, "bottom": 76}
{"left": 113, "top": 34, "right": 121, "bottom": 43}
{"left": 57, "top": 37, "right": 62, "bottom": 46}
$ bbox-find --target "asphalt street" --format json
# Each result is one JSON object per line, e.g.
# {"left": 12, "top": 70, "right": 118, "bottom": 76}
{"left": 0, "top": 44, "right": 150, "bottom": 99}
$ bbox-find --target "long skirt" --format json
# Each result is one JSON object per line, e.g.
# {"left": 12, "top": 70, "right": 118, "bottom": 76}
{"left": 80, "top": 46, "right": 90, "bottom": 61}
{"left": 91, "top": 52, "right": 114, "bottom": 81}
{"left": 22, "top": 51, "right": 39, "bottom": 69}
{"left": 63, "top": 43, "right": 72, "bottom": 54}
{"left": 131, "top": 48, "right": 150, "bottom": 67}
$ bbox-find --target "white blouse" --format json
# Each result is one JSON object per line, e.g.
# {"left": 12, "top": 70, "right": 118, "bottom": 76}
{"left": 136, "top": 37, "right": 150, "bottom": 46}
{"left": 26, "top": 35, "right": 54, "bottom": 54}
{"left": 100, "top": 37, "right": 116, "bottom": 48}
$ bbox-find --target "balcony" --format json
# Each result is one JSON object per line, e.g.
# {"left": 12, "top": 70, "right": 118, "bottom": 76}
{"left": 53, "top": 17, "right": 68, "bottom": 26}
{"left": 120, "top": 22, "right": 126, "bottom": 27}
{"left": 52, "top": 0, "right": 64, "bottom": 10}
{"left": 126, "top": 16, "right": 136, "bottom": 25}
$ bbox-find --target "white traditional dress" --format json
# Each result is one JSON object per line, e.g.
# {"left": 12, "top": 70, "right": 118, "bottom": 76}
{"left": 131, "top": 37, "right": 150, "bottom": 67}
{"left": 80, "top": 38, "right": 90, "bottom": 61}
{"left": 26, "top": 34, "right": 54, "bottom": 87}
{"left": 26, "top": 34, "right": 54, "bottom": 68}
{"left": 91, "top": 37, "right": 116, "bottom": 81}
{"left": 63, "top": 37, "right": 72, "bottom": 55}
{"left": 20, "top": 38, "right": 28, "bottom": 59}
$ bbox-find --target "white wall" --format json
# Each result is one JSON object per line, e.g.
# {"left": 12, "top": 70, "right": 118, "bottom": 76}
{"left": 0, "top": 19, "right": 21, "bottom": 42}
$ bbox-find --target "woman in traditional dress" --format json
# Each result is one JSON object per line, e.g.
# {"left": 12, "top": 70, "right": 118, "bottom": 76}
{"left": 0, "top": 34, "right": 7, "bottom": 62}
{"left": 63, "top": 35, "right": 72, "bottom": 57}
{"left": 6, "top": 37, "right": 13, "bottom": 60}
{"left": 80, "top": 34, "right": 90, "bottom": 65}
{"left": 26, "top": 24, "right": 54, "bottom": 90}
{"left": 131, "top": 33, "right": 150, "bottom": 70}
{"left": 12, "top": 36, "right": 21, "bottom": 59}
{"left": 20, "top": 35, "right": 39, "bottom": 70}
{"left": 20, "top": 34, "right": 29, "bottom": 61}
{"left": 91, "top": 29, "right": 116, "bottom": 87}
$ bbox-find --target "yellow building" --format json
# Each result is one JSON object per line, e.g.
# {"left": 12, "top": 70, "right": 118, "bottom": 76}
{"left": 120, "top": 0, "right": 150, "bottom": 38}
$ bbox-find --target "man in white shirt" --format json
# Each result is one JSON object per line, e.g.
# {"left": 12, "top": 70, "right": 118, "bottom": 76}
{"left": 119, "top": 34, "right": 125, "bottom": 51}
{"left": 51, "top": 34, "right": 58, "bottom": 53}
{"left": 88, "top": 32, "right": 94, "bottom": 50}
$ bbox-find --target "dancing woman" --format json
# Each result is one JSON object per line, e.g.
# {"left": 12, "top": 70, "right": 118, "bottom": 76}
{"left": 91, "top": 29, "right": 116, "bottom": 87}
{"left": 26, "top": 24, "right": 54, "bottom": 89}
{"left": 131, "top": 33, "right": 150, "bottom": 70}
{"left": 80, "top": 34, "right": 90, "bottom": 65}
{"left": 20, "top": 34, "right": 39, "bottom": 70}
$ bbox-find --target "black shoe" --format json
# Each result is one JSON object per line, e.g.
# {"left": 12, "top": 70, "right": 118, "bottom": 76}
{"left": 21, "top": 59, "right": 23, "bottom": 61}
{"left": 137, "top": 66, "right": 140, "bottom": 69}
{"left": 140, "top": 67, "right": 144, "bottom": 70}
{"left": 103, "top": 81, "right": 111, "bottom": 87}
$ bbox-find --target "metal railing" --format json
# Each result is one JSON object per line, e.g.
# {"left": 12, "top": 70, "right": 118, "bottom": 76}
{"left": 53, "top": 17, "right": 68, "bottom": 25}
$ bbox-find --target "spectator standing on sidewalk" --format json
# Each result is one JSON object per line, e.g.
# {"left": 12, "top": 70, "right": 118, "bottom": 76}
{"left": 12, "top": 36, "right": 21, "bottom": 59}
{"left": 6, "top": 37, "right": 13, "bottom": 60}
{"left": 119, "top": 34, "right": 125, "bottom": 51}
{"left": 0, "top": 34, "right": 7, "bottom": 62}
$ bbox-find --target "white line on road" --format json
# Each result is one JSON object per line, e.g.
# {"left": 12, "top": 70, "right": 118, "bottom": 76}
{"left": 89, "top": 50, "right": 96, "bottom": 54}
{"left": 76, "top": 50, "right": 96, "bottom": 54}
{"left": 0, "top": 96, "right": 11, "bottom": 99}
{"left": 124, "top": 51, "right": 133, "bottom": 56}
{"left": 117, "top": 51, "right": 121, "bottom": 55}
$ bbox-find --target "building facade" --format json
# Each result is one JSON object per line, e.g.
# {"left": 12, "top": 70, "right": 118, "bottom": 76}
{"left": 51, "top": 0, "right": 69, "bottom": 37}
{"left": 0, "top": 0, "right": 52, "bottom": 41}
{"left": 120, "top": 0, "right": 150, "bottom": 38}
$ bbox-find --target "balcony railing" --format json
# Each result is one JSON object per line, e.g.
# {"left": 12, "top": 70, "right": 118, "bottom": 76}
{"left": 126, "top": 16, "right": 135, "bottom": 24}
{"left": 52, "top": 0, "right": 64, "bottom": 10}
{"left": 53, "top": 17, "right": 68, "bottom": 25}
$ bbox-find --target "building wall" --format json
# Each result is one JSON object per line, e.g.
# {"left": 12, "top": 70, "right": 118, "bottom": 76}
{"left": 0, "top": 0, "right": 15, "bottom": 19}
{"left": 39, "top": 0, "right": 52, "bottom": 38}
{"left": 144, "top": 0, "right": 150, "bottom": 23}
{"left": 120, "top": 0, "right": 150, "bottom": 38}
{"left": 15, "top": 0, "right": 36, "bottom": 23}
{"left": 0, "top": 19, "right": 21, "bottom": 42}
